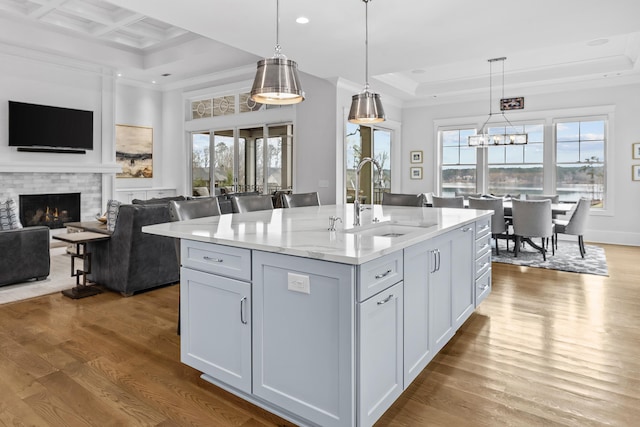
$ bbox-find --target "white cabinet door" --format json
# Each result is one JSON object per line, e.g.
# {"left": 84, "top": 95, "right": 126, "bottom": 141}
{"left": 180, "top": 267, "right": 251, "bottom": 393}
{"left": 451, "top": 225, "right": 475, "bottom": 329}
{"left": 252, "top": 251, "right": 356, "bottom": 427}
{"left": 404, "top": 231, "right": 455, "bottom": 386}
{"left": 358, "top": 282, "right": 403, "bottom": 427}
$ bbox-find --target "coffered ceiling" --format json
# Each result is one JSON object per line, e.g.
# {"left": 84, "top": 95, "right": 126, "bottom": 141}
{"left": 1, "top": 0, "right": 640, "bottom": 106}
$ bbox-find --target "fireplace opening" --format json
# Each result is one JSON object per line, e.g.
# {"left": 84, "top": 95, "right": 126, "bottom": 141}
{"left": 19, "top": 192, "right": 81, "bottom": 229}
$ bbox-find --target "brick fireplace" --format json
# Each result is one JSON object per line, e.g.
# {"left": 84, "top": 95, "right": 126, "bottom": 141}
{"left": 19, "top": 192, "right": 81, "bottom": 229}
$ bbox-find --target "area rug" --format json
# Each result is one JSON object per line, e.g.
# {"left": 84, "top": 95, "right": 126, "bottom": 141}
{"left": 492, "top": 240, "right": 608, "bottom": 276}
{"left": 0, "top": 247, "right": 71, "bottom": 304}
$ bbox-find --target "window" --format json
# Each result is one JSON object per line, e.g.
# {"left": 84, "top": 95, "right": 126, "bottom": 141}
{"left": 441, "top": 129, "right": 476, "bottom": 197}
{"left": 190, "top": 125, "right": 293, "bottom": 196}
{"left": 345, "top": 123, "right": 393, "bottom": 204}
{"left": 555, "top": 119, "right": 606, "bottom": 206}
{"left": 487, "top": 123, "right": 544, "bottom": 197}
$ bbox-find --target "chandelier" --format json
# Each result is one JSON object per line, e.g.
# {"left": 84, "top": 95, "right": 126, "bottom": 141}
{"left": 468, "top": 57, "right": 527, "bottom": 147}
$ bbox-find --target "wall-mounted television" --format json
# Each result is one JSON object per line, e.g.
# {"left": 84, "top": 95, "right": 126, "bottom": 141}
{"left": 8, "top": 101, "right": 94, "bottom": 153}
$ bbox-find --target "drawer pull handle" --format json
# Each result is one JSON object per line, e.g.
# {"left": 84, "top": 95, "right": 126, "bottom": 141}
{"left": 479, "top": 284, "right": 489, "bottom": 291}
{"left": 203, "top": 256, "right": 224, "bottom": 263}
{"left": 240, "top": 297, "right": 248, "bottom": 324}
{"left": 462, "top": 227, "right": 473, "bottom": 232}
{"left": 478, "top": 262, "right": 490, "bottom": 270}
{"left": 375, "top": 269, "right": 392, "bottom": 279}
{"left": 479, "top": 224, "right": 490, "bottom": 231}
{"left": 480, "top": 244, "right": 490, "bottom": 251}
{"left": 377, "top": 294, "right": 394, "bottom": 305}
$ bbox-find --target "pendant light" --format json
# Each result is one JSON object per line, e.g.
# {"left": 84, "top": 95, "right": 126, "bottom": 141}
{"left": 250, "top": 0, "right": 305, "bottom": 105}
{"left": 348, "top": 0, "right": 385, "bottom": 124}
{"left": 468, "top": 57, "right": 527, "bottom": 147}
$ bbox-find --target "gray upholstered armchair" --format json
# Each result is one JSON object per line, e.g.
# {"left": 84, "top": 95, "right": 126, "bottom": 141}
{"left": 553, "top": 198, "right": 591, "bottom": 257}
{"left": 87, "top": 204, "right": 179, "bottom": 296}
{"left": 0, "top": 226, "right": 50, "bottom": 287}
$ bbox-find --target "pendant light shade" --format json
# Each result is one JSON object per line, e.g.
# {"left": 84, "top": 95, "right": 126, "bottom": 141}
{"left": 348, "top": 91, "right": 385, "bottom": 124}
{"left": 250, "top": 0, "right": 305, "bottom": 105}
{"left": 348, "top": 0, "right": 385, "bottom": 124}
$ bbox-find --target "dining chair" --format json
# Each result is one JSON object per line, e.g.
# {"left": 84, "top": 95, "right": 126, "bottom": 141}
{"left": 431, "top": 195, "right": 464, "bottom": 208}
{"left": 455, "top": 191, "right": 482, "bottom": 200}
{"left": 169, "top": 197, "right": 222, "bottom": 335}
{"left": 553, "top": 197, "right": 591, "bottom": 257}
{"left": 511, "top": 199, "right": 555, "bottom": 261}
{"left": 232, "top": 194, "right": 274, "bottom": 213}
{"left": 381, "top": 192, "right": 425, "bottom": 207}
{"left": 468, "top": 197, "right": 509, "bottom": 255}
{"left": 282, "top": 192, "right": 320, "bottom": 208}
{"left": 526, "top": 194, "right": 560, "bottom": 203}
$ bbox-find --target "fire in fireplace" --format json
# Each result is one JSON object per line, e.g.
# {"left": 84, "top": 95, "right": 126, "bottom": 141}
{"left": 19, "top": 192, "right": 81, "bottom": 229}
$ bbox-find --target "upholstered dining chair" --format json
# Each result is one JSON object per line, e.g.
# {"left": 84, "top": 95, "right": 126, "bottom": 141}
{"left": 169, "top": 197, "right": 222, "bottom": 335}
{"left": 511, "top": 199, "right": 555, "bottom": 261}
{"left": 455, "top": 191, "right": 482, "bottom": 200}
{"left": 282, "top": 192, "right": 320, "bottom": 208}
{"left": 381, "top": 192, "right": 425, "bottom": 207}
{"left": 231, "top": 194, "right": 274, "bottom": 213}
{"left": 431, "top": 195, "right": 464, "bottom": 208}
{"left": 468, "top": 196, "right": 509, "bottom": 255}
{"left": 526, "top": 194, "right": 560, "bottom": 203}
{"left": 553, "top": 197, "right": 591, "bottom": 257}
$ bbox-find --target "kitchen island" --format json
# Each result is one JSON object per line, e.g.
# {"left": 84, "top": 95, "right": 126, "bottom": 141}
{"left": 143, "top": 204, "right": 493, "bottom": 427}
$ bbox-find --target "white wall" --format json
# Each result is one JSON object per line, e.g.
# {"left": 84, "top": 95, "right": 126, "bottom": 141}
{"left": 0, "top": 52, "right": 105, "bottom": 167}
{"left": 401, "top": 83, "right": 640, "bottom": 246}
{"left": 115, "top": 83, "right": 166, "bottom": 190}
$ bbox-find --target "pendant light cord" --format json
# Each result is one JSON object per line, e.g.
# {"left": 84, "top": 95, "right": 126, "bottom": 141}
{"left": 274, "top": 0, "right": 281, "bottom": 56}
{"left": 364, "top": 0, "right": 370, "bottom": 91}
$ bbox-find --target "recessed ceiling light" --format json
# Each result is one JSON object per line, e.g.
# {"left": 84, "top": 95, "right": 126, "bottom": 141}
{"left": 151, "top": 80, "right": 157, "bottom": 84}
{"left": 296, "top": 16, "right": 309, "bottom": 24}
{"left": 117, "top": 73, "right": 122, "bottom": 77}
{"left": 587, "top": 38, "right": 609, "bottom": 46}
{"left": 161, "top": 73, "right": 172, "bottom": 77}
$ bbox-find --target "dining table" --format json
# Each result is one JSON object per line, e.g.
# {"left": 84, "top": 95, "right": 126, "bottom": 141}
{"left": 462, "top": 199, "right": 575, "bottom": 217}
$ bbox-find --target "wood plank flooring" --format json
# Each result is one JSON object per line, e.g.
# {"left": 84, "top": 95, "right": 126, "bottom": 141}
{"left": 0, "top": 243, "right": 638, "bottom": 426}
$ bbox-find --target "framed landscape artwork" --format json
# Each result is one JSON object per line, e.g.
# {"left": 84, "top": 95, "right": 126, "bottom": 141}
{"left": 633, "top": 142, "right": 640, "bottom": 159}
{"left": 116, "top": 124, "right": 153, "bottom": 178}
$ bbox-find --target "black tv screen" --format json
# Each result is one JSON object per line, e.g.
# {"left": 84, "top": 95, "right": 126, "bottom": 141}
{"left": 8, "top": 101, "right": 93, "bottom": 151}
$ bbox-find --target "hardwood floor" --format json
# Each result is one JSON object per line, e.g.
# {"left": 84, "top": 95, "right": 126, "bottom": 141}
{"left": 0, "top": 243, "right": 638, "bottom": 426}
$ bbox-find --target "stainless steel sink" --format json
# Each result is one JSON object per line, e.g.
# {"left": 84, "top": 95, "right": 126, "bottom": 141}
{"left": 342, "top": 221, "right": 436, "bottom": 238}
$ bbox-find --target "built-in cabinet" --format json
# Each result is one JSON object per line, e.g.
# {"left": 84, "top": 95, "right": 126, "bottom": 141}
{"left": 179, "top": 219, "right": 490, "bottom": 427}
{"left": 114, "top": 187, "right": 176, "bottom": 203}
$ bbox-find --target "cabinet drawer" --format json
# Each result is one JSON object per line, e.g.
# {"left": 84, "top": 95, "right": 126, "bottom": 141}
{"left": 475, "top": 218, "right": 491, "bottom": 240}
{"left": 475, "top": 234, "right": 491, "bottom": 259}
{"left": 357, "top": 251, "right": 403, "bottom": 302}
{"left": 182, "top": 240, "right": 251, "bottom": 281}
{"left": 475, "top": 251, "right": 491, "bottom": 278}
{"left": 476, "top": 269, "right": 491, "bottom": 306}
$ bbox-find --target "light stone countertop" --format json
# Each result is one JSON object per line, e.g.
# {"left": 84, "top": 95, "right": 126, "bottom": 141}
{"left": 143, "top": 204, "right": 492, "bottom": 265}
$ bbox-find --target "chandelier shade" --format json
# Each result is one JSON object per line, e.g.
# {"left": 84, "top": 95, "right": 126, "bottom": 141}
{"left": 468, "top": 57, "right": 527, "bottom": 147}
{"left": 348, "top": 0, "right": 385, "bottom": 124}
{"left": 250, "top": 0, "right": 305, "bottom": 105}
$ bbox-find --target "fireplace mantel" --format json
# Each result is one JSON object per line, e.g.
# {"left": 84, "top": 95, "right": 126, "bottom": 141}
{"left": 0, "top": 162, "right": 121, "bottom": 174}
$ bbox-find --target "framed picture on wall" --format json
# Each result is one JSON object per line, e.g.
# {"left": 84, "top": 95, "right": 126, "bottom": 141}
{"left": 410, "top": 167, "right": 423, "bottom": 180}
{"left": 410, "top": 150, "right": 423, "bottom": 163}
{"left": 115, "top": 124, "right": 154, "bottom": 178}
{"left": 633, "top": 142, "right": 640, "bottom": 159}
{"left": 633, "top": 165, "right": 640, "bottom": 181}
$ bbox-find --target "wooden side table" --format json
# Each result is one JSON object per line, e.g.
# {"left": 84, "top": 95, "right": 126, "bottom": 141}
{"left": 64, "top": 221, "right": 109, "bottom": 254}
{"left": 52, "top": 231, "right": 111, "bottom": 299}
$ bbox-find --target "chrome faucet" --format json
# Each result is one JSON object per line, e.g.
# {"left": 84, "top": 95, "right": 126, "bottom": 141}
{"left": 353, "top": 157, "right": 383, "bottom": 226}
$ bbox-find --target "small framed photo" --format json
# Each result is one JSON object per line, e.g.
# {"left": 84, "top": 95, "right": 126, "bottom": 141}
{"left": 410, "top": 150, "right": 423, "bottom": 164}
{"left": 633, "top": 142, "right": 640, "bottom": 159}
{"left": 410, "top": 166, "right": 423, "bottom": 180}
{"left": 633, "top": 165, "right": 640, "bottom": 181}
{"left": 500, "top": 97, "right": 524, "bottom": 110}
